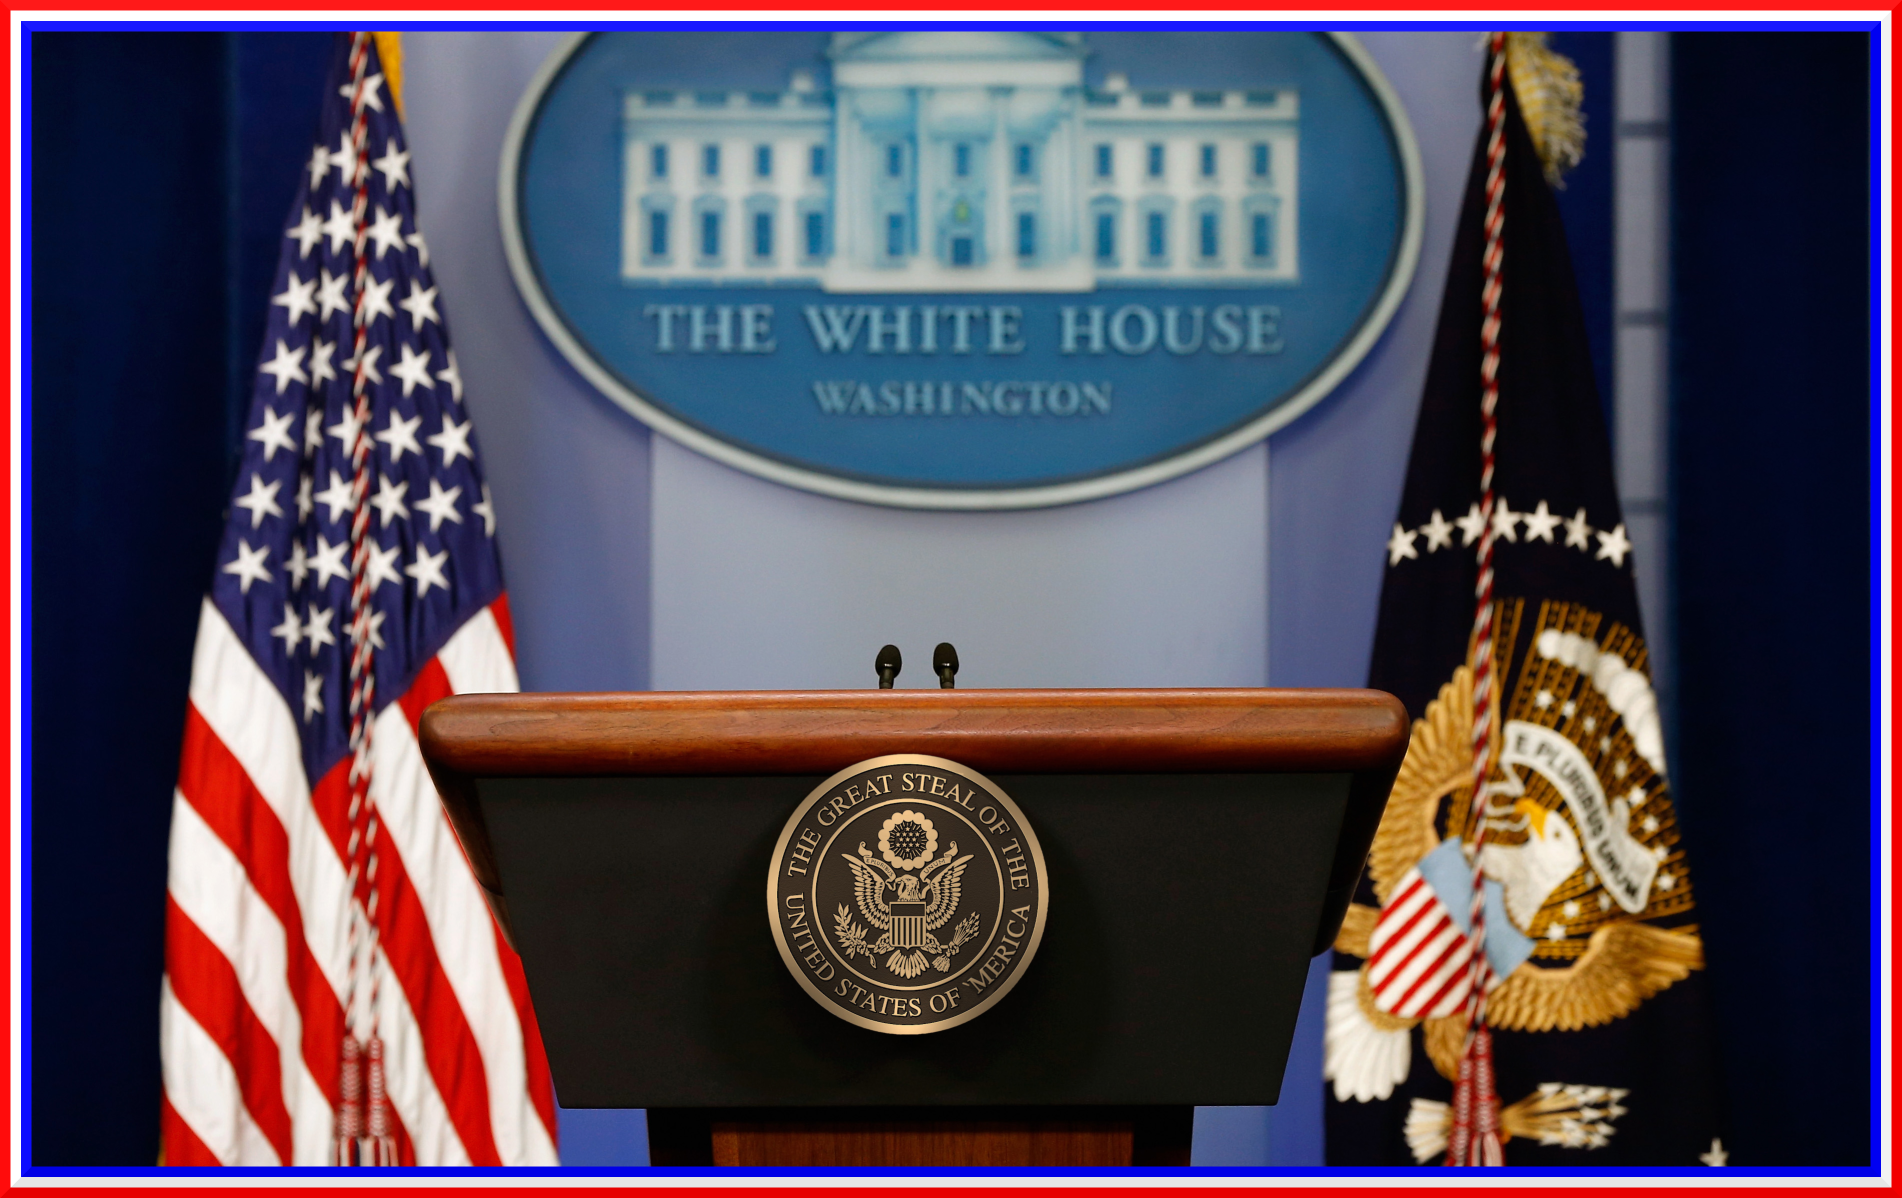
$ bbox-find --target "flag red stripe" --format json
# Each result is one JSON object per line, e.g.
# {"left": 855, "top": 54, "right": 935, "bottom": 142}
{"left": 397, "top": 639, "right": 558, "bottom": 1151}
{"left": 164, "top": 899, "right": 295, "bottom": 1164}
{"left": 160, "top": 1093, "right": 222, "bottom": 1167}
{"left": 488, "top": 594, "right": 517, "bottom": 659}
{"left": 399, "top": 657, "right": 453, "bottom": 734}
{"left": 176, "top": 703, "right": 344, "bottom": 1107}
{"left": 309, "top": 760, "right": 503, "bottom": 1166}
{"left": 1391, "top": 926, "right": 1470, "bottom": 1013}
{"left": 1412, "top": 947, "right": 1478, "bottom": 1018}
{"left": 1367, "top": 879, "right": 1437, "bottom": 973}
{"left": 493, "top": 922, "right": 558, "bottom": 1143}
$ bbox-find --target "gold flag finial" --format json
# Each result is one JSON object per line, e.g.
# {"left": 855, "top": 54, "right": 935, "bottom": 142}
{"left": 372, "top": 32, "right": 404, "bottom": 117}
{"left": 1504, "top": 32, "right": 1585, "bottom": 187}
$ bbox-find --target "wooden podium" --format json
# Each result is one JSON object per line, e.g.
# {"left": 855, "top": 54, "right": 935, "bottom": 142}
{"left": 420, "top": 688, "right": 1405, "bottom": 1167}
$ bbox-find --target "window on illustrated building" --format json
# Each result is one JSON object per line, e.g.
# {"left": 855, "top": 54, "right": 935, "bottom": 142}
{"left": 886, "top": 144, "right": 903, "bottom": 178}
{"left": 804, "top": 210, "right": 825, "bottom": 258}
{"left": 651, "top": 143, "right": 668, "bottom": 179}
{"left": 700, "top": 209, "right": 720, "bottom": 258}
{"left": 1200, "top": 144, "right": 1217, "bottom": 178}
{"left": 954, "top": 143, "right": 971, "bottom": 178}
{"left": 1147, "top": 143, "right": 1164, "bottom": 179}
{"left": 886, "top": 212, "right": 905, "bottom": 258}
{"left": 1017, "top": 211, "right": 1037, "bottom": 259}
{"left": 1095, "top": 211, "right": 1116, "bottom": 263}
{"left": 1095, "top": 143, "right": 1113, "bottom": 179}
{"left": 1015, "top": 142, "right": 1035, "bottom": 179}
{"left": 1199, "top": 208, "right": 1220, "bottom": 259}
{"left": 1253, "top": 142, "right": 1271, "bottom": 179}
{"left": 754, "top": 211, "right": 773, "bottom": 259}
{"left": 810, "top": 144, "right": 827, "bottom": 178}
{"left": 702, "top": 143, "right": 720, "bottom": 178}
{"left": 649, "top": 209, "right": 668, "bottom": 258}
{"left": 755, "top": 145, "right": 772, "bottom": 178}
{"left": 1146, "top": 210, "right": 1167, "bottom": 261}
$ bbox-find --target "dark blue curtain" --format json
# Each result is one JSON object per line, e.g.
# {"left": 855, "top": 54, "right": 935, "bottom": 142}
{"left": 1671, "top": 30, "right": 1872, "bottom": 1167}
{"left": 29, "top": 30, "right": 331, "bottom": 1166}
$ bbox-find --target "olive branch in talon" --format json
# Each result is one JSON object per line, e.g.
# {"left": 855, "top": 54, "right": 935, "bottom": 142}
{"left": 834, "top": 904, "right": 877, "bottom": 960}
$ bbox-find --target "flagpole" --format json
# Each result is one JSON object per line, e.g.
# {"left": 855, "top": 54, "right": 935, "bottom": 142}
{"left": 1446, "top": 30, "right": 1509, "bottom": 1169}
{"left": 337, "top": 29, "right": 395, "bottom": 1168}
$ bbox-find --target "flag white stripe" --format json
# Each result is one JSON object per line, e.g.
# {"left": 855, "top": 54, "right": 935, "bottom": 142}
{"left": 437, "top": 606, "right": 519, "bottom": 695}
{"left": 1397, "top": 938, "right": 1475, "bottom": 1019}
{"left": 188, "top": 600, "right": 351, "bottom": 998}
{"left": 1375, "top": 919, "right": 1462, "bottom": 1005}
{"left": 1365, "top": 886, "right": 1441, "bottom": 988}
{"left": 166, "top": 794, "right": 333, "bottom": 1164}
{"left": 160, "top": 977, "right": 281, "bottom": 1166}
{"left": 371, "top": 942, "right": 472, "bottom": 1167}
{"left": 370, "top": 704, "right": 554, "bottom": 1165}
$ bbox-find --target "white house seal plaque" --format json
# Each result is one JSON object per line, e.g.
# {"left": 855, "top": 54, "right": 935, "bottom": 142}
{"left": 767, "top": 754, "right": 1048, "bottom": 1033}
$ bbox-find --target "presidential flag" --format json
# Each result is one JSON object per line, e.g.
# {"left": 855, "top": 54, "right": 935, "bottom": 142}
{"left": 1323, "top": 35, "right": 1724, "bottom": 1165}
{"left": 159, "top": 33, "right": 558, "bottom": 1166}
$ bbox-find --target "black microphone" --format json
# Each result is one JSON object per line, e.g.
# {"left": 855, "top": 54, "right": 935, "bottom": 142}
{"left": 933, "top": 642, "right": 959, "bottom": 689}
{"left": 875, "top": 644, "right": 902, "bottom": 689}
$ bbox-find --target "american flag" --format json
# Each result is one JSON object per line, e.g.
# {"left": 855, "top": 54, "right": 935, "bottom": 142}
{"left": 159, "top": 33, "right": 557, "bottom": 1166}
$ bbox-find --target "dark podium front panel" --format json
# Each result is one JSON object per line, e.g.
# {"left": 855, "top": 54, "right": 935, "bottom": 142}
{"left": 421, "top": 688, "right": 1410, "bottom": 1124}
{"left": 479, "top": 770, "right": 1349, "bottom": 1110}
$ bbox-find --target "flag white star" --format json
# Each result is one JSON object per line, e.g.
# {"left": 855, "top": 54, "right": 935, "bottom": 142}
{"left": 427, "top": 415, "right": 474, "bottom": 467}
{"left": 376, "top": 411, "right": 423, "bottom": 462}
{"left": 327, "top": 131, "right": 358, "bottom": 187}
{"left": 248, "top": 405, "right": 298, "bottom": 461}
{"left": 1700, "top": 1138, "right": 1727, "bottom": 1167}
{"left": 308, "top": 338, "right": 337, "bottom": 387}
{"left": 414, "top": 478, "right": 464, "bottom": 532}
{"left": 272, "top": 272, "right": 318, "bottom": 324}
{"left": 1490, "top": 496, "right": 1521, "bottom": 542}
{"left": 286, "top": 537, "right": 310, "bottom": 587}
{"left": 328, "top": 406, "right": 366, "bottom": 454}
{"left": 234, "top": 473, "right": 284, "bottom": 528}
{"left": 357, "top": 273, "right": 396, "bottom": 326}
{"left": 303, "top": 603, "right": 337, "bottom": 654}
{"left": 287, "top": 207, "right": 322, "bottom": 258}
{"left": 307, "top": 142, "right": 330, "bottom": 188}
{"left": 364, "top": 607, "right": 387, "bottom": 650}
{"left": 405, "top": 545, "right": 450, "bottom": 597}
{"left": 1522, "top": 499, "right": 1562, "bottom": 543}
{"left": 313, "top": 470, "right": 355, "bottom": 523}
{"left": 316, "top": 269, "right": 351, "bottom": 323}
{"left": 343, "top": 72, "right": 385, "bottom": 114}
{"left": 1455, "top": 502, "right": 1486, "bottom": 547}
{"left": 294, "top": 473, "right": 313, "bottom": 521}
{"left": 388, "top": 344, "right": 435, "bottom": 398}
{"left": 1564, "top": 507, "right": 1593, "bottom": 549}
{"left": 257, "top": 340, "right": 307, "bottom": 395}
{"left": 302, "top": 670, "right": 325, "bottom": 722}
{"left": 305, "top": 407, "right": 325, "bottom": 454}
{"left": 1420, "top": 508, "right": 1454, "bottom": 552}
{"left": 373, "top": 138, "right": 411, "bottom": 191}
{"left": 370, "top": 474, "right": 410, "bottom": 526}
{"left": 1385, "top": 522, "right": 1418, "bottom": 566}
{"left": 271, "top": 603, "right": 302, "bottom": 655}
{"left": 1595, "top": 523, "right": 1633, "bottom": 567}
{"left": 436, "top": 349, "right": 464, "bottom": 402}
{"left": 309, "top": 534, "right": 351, "bottom": 588}
{"left": 397, "top": 281, "right": 440, "bottom": 328}
{"left": 342, "top": 344, "right": 383, "bottom": 386}
{"left": 473, "top": 484, "right": 496, "bottom": 535}
{"left": 321, "top": 198, "right": 356, "bottom": 254}
{"left": 365, "top": 541, "right": 403, "bottom": 590}
{"left": 406, "top": 230, "right": 430, "bottom": 267}
{"left": 366, "top": 206, "right": 405, "bottom": 259}
{"left": 222, "top": 538, "right": 272, "bottom": 594}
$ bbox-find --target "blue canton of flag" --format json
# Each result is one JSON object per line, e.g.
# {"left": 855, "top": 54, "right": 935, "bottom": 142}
{"left": 161, "top": 33, "right": 557, "bottom": 1168}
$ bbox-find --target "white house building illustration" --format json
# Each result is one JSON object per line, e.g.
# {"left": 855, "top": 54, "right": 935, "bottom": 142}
{"left": 619, "top": 32, "right": 1300, "bottom": 292}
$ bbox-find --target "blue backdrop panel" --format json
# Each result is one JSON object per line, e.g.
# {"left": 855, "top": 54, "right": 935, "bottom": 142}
{"left": 1671, "top": 30, "right": 1871, "bottom": 1167}
{"left": 28, "top": 30, "right": 332, "bottom": 1166}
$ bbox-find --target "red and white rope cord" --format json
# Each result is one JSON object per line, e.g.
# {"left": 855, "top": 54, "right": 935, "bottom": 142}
{"left": 335, "top": 30, "right": 395, "bottom": 1167}
{"left": 1447, "top": 31, "right": 1509, "bottom": 1169}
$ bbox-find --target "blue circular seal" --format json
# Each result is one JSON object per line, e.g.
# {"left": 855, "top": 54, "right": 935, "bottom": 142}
{"left": 502, "top": 31, "right": 1420, "bottom": 508}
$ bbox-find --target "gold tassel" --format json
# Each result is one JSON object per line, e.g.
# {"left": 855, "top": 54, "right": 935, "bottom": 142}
{"left": 1504, "top": 32, "right": 1585, "bottom": 187}
{"left": 372, "top": 32, "right": 404, "bottom": 117}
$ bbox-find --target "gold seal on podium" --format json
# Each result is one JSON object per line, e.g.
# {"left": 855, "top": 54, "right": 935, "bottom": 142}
{"left": 767, "top": 754, "right": 1049, "bottom": 1034}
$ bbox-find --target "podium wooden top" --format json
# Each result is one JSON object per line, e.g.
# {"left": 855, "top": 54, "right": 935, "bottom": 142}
{"left": 419, "top": 687, "right": 1407, "bottom": 778}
